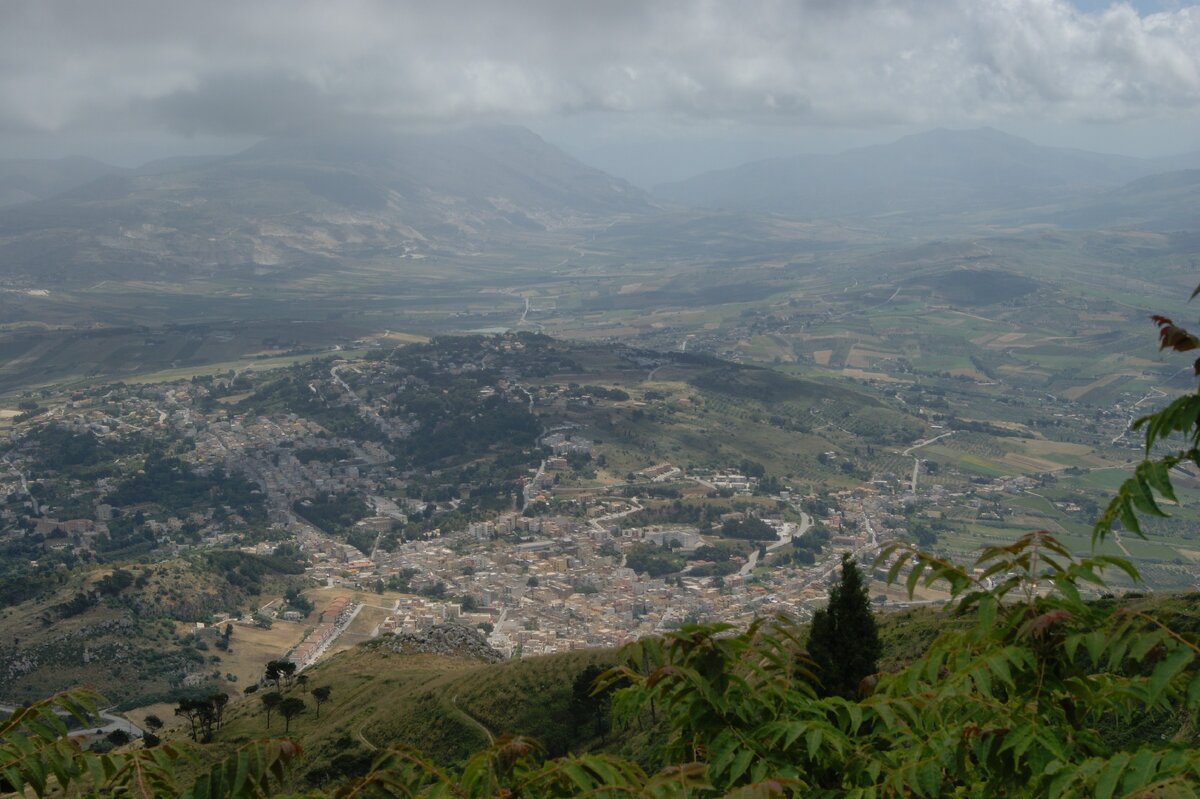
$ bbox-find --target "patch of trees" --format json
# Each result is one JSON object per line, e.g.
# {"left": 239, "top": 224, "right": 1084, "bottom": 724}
{"left": 565, "top": 385, "right": 630, "bottom": 402}
{"left": 397, "top": 395, "right": 540, "bottom": 469}
{"left": 720, "top": 517, "right": 778, "bottom": 542}
{"left": 624, "top": 543, "right": 686, "bottom": 577}
{"left": 104, "top": 453, "right": 266, "bottom": 525}
{"left": 203, "top": 550, "right": 306, "bottom": 595}
{"left": 174, "top": 692, "right": 230, "bottom": 742}
{"left": 0, "top": 533, "right": 79, "bottom": 607}
{"left": 803, "top": 496, "right": 835, "bottom": 516}
{"left": 621, "top": 485, "right": 682, "bottom": 499}
{"left": 385, "top": 568, "right": 419, "bottom": 593}
{"left": 0, "top": 571, "right": 63, "bottom": 609}
{"left": 22, "top": 424, "right": 145, "bottom": 479}
{"left": 793, "top": 524, "right": 830, "bottom": 556}
{"left": 952, "top": 418, "right": 1025, "bottom": 438}
{"left": 418, "top": 582, "right": 447, "bottom": 599}
{"left": 284, "top": 587, "right": 314, "bottom": 616}
{"left": 239, "top": 372, "right": 386, "bottom": 443}
{"left": 303, "top": 741, "right": 374, "bottom": 788}
{"left": 690, "top": 364, "right": 871, "bottom": 407}
{"left": 693, "top": 541, "right": 752, "bottom": 562}
{"left": 688, "top": 561, "right": 739, "bottom": 577}
{"left": 908, "top": 519, "right": 948, "bottom": 548}
{"left": 265, "top": 659, "right": 297, "bottom": 692}
{"left": 570, "top": 665, "right": 615, "bottom": 740}
{"left": 626, "top": 499, "right": 724, "bottom": 528}
{"left": 345, "top": 528, "right": 376, "bottom": 557}
{"left": 94, "top": 514, "right": 157, "bottom": 560}
{"left": 52, "top": 590, "right": 98, "bottom": 619}
{"left": 259, "top": 660, "right": 311, "bottom": 734}
{"left": 293, "top": 446, "right": 351, "bottom": 463}
{"left": 95, "top": 568, "right": 134, "bottom": 596}
{"left": 293, "top": 492, "right": 370, "bottom": 539}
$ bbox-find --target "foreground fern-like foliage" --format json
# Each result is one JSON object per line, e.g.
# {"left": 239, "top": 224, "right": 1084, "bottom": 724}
{"left": 0, "top": 691, "right": 298, "bottom": 797}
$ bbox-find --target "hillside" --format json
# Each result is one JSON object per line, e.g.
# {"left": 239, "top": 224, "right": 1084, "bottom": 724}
{"left": 1048, "top": 168, "right": 1200, "bottom": 231}
{"left": 0, "top": 125, "right": 650, "bottom": 283}
{"left": 0, "top": 552, "right": 307, "bottom": 707}
{"left": 0, "top": 156, "right": 119, "bottom": 209}
{"left": 202, "top": 642, "right": 619, "bottom": 789}
{"left": 652, "top": 127, "right": 1175, "bottom": 226}
{"left": 184, "top": 590, "right": 1200, "bottom": 793}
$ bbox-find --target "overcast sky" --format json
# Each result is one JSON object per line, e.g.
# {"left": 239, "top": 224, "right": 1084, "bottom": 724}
{"left": 1, "top": 0, "right": 1198, "bottom": 185}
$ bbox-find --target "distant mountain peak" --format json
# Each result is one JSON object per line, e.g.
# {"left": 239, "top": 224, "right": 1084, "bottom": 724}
{"left": 654, "top": 126, "right": 1170, "bottom": 225}
{"left": 0, "top": 122, "right": 651, "bottom": 282}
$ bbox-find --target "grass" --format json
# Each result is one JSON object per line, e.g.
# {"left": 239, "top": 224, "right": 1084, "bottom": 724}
{"left": 205, "top": 645, "right": 618, "bottom": 790}
{"left": 184, "top": 587, "right": 1200, "bottom": 792}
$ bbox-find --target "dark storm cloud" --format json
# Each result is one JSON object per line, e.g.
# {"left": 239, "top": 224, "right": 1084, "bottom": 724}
{"left": 145, "top": 73, "right": 369, "bottom": 137}
{"left": 0, "top": 0, "right": 1198, "bottom": 141}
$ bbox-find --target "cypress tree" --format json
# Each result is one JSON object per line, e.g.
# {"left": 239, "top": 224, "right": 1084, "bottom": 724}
{"left": 805, "top": 554, "right": 881, "bottom": 698}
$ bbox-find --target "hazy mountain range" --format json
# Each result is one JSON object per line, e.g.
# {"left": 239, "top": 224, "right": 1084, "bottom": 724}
{"left": 0, "top": 126, "right": 1196, "bottom": 283}
{"left": 0, "top": 156, "right": 120, "bottom": 208}
{"left": 654, "top": 127, "right": 1200, "bottom": 230}
{"left": 0, "top": 126, "right": 648, "bottom": 281}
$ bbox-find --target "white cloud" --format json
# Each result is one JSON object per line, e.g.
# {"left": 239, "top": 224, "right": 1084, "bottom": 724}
{"left": 0, "top": 0, "right": 1196, "bottom": 139}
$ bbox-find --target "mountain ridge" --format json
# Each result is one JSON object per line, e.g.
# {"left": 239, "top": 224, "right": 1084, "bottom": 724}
{"left": 0, "top": 125, "right": 651, "bottom": 283}
{"left": 0, "top": 155, "right": 120, "bottom": 209}
{"left": 652, "top": 127, "right": 1193, "bottom": 226}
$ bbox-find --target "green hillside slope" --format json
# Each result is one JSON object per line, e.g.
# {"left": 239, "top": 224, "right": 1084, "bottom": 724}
{"left": 206, "top": 645, "right": 619, "bottom": 789}
{"left": 189, "top": 589, "right": 1200, "bottom": 792}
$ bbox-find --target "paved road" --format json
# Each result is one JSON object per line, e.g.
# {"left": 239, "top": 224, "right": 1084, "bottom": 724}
{"left": 738, "top": 511, "right": 812, "bottom": 576}
{"left": 0, "top": 702, "right": 144, "bottom": 739}
{"left": 524, "top": 459, "right": 546, "bottom": 507}
{"left": 901, "top": 431, "right": 955, "bottom": 493}
{"left": 298, "top": 603, "right": 364, "bottom": 672}
{"left": 588, "top": 497, "right": 643, "bottom": 532}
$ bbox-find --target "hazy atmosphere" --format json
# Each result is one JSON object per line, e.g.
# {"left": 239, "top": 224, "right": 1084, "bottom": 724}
{"left": 5, "top": 2, "right": 1200, "bottom": 796}
{"left": 3, "top": 0, "right": 1200, "bottom": 182}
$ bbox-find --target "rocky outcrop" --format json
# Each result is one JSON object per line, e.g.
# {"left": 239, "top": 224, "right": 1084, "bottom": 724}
{"left": 370, "top": 623, "right": 503, "bottom": 663}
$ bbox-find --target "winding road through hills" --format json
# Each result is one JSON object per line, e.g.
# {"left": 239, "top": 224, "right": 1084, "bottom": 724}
{"left": 901, "top": 431, "right": 955, "bottom": 493}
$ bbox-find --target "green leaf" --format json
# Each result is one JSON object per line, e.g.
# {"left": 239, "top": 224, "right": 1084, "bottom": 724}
{"left": 1147, "top": 647, "right": 1193, "bottom": 702}
{"left": 1047, "top": 767, "right": 1077, "bottom": 799}
{"left": 1187, "top": 671, "right": 1200, "bottom": 710}
{"left": 1119, "top": 749, "right": 1157, "bottom": 795}
{"left": 1093, "top": 752, "right": 1129, "bottom": 799}
{"left": 1129, "top": 628, "right": 1167, "bottom": 662}
{"left": 905, "top": 562, "right": 923, "bottom": 598}
{"left": 805, "top": 728, "right": 823, "bottom": 761}
{"left": 710, "top": 744, "right": 736, "bottom": 782}
{"left": 1119, "top": 499, "right": 1142, "bottom": 537}
{"left": 1144, "top": 460, "right": 1179, "bottom": 503}
{"left": 1126, "top": 475, "right": 1166, "bottom": 517}
{"left": 916, "top": 761, "right": 940, "bottom": 798}
{"left": 729, "top": 748, "right": 754, "bottom": 784}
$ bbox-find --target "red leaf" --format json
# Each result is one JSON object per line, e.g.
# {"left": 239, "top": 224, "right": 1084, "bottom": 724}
{"left": 1152, "top": 316, "right": 1200, "bottom": 352}
{"left": 1026, "top": 609, "right": 1072, "bottom": 636}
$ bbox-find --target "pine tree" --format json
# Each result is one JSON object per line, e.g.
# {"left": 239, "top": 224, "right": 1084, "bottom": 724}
{"left": 805, "top": 553, "right": 881, "bottom": 698}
